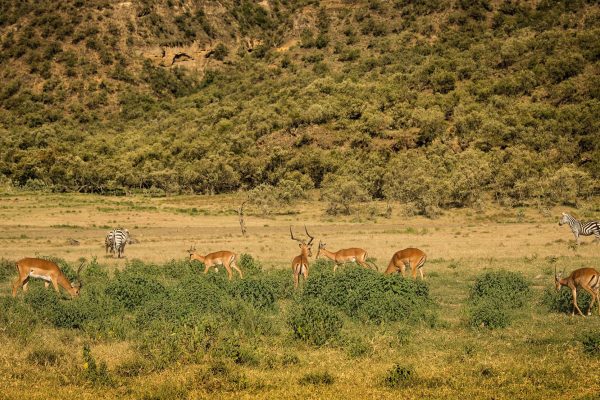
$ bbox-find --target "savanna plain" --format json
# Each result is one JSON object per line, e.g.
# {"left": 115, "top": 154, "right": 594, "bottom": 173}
{"left": 1, "top": 192, "right": 599, "bottom": 400}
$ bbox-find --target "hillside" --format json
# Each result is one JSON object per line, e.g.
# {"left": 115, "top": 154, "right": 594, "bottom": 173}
{"left": 0, "top": 0, "right": 599, "bottom": 212}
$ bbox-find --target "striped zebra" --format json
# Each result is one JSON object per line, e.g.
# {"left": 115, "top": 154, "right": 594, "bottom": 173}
{"left": 107, "top": 228, "right": 129, "bottom": 258}
{"left": 559, "top": 212, "right": 600, "bottom": 245}
{"left": 105, "top": 231, "right": 115, "bottom": 255}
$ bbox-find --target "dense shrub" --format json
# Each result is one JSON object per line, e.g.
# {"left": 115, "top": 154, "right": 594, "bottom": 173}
{"left": 468, "top": 270, "right": 531, "bottom": 309}
{"left": 382, "top": 363, "right": 415, "bottom": 388}
{"left": 303, "top": 266, "right": 433, "bottom": 324}
{"left": 579, "top": 331, "right": 600, "bottom": 356}
{"left": 467, "top": 300, "right": 511, "bottom": 329}
{"left": 0, "top": 258, "right": 14, "bottom": 282}
{"left": 288, "top": 298, "right": 343, "bottom": 346}
{"left": 541, "top": 286, "right": 593, "bottom": 315}
{"left": 105, "top": 274, "right": 167, "bottom": 310}
{"left": 230, "top": 277, "right": 276, "bottom": 310}
{"left": 0, "top": 297, "right": 38, "bottom": 341}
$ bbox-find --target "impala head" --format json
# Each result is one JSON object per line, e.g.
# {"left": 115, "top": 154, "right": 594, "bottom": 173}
{"left": 290, "top": 226, "right": 314, "bottom": 257}
{"left": 71, "top": 260, "right": 86, "bottom": 297}
{"left": 187, "top": 243, "right": 197, "bottom": 259}
{"left": 316, "top": 240, "right": 326, "bottom": 259}
{"left": 554, "top": 266, "right": 566, "bottom": 290}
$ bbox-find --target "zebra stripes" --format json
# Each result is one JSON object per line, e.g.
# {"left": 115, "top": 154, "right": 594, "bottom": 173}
{"left": 105, "top": 228, "right": 130, "bottom": 258}
{"left": 559, "top": 213, "right": 600, "bottom": 245}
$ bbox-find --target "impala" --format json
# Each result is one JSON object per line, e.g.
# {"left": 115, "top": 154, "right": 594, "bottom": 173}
{"left": 290, "top": 226, "right": 314, "bottom": 289}
{"left": 12, "top": 258, "right": 84, "bottom": 298}
{"left": 316, "top": 241, "right": 378, "bottom": 272}
{"left": 555, "top": 266, "right": 600, "bottom": 316}
{"left": 384, "top": 248, "right": 427, "bottom": 279}
{"left": 188, "top": 245, "right": 243, "bottom": 280}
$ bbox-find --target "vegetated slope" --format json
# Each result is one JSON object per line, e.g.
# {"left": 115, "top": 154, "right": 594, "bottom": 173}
{"left": 0, "top": 0, "right": 599, "bottom": 209}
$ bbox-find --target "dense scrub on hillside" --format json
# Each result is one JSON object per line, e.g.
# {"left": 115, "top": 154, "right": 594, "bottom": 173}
{"left": 0, "top": 1, "right": 599, "bottom": 211}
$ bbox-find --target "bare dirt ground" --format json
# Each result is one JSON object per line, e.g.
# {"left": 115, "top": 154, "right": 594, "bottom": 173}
{"left": 0, "top": 191, "right": 596, "bottom": 272}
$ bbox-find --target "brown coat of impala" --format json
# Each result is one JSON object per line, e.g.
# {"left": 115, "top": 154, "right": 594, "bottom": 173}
{"left": 384, "top": 248, "right": 427, "bottom": 279}
{"left": 12, "top": 258, "right": 83, "bottom": 298}
{"left": 555, "top": 266, "right": 600, "bottom": 316}
{"left": 290, "top": 226, "right": 314, "bottom": 289}
{"left": 316, "top": 241, "right": 378, "bottom": 272}
{"left": 188, "top": 247, "right": 243, "bottom": 280}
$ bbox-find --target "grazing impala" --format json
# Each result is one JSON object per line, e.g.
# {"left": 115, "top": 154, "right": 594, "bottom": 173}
{"left": 316, "top": 241, "right": 378, "bottom": 272}
{"left": 188, "top": 245, "right": 243, "bottom": 280}
{"left": 12, "top": 258, "right": 84, "bottom": 298}
{"left": 384, "top": 248, "right": 427, "bottom": 279}
{"left": 555, "top": 266, "right": 600, "bottom": 316}
{"left": 290, "top": 226, "right": 314, "bottom": 289}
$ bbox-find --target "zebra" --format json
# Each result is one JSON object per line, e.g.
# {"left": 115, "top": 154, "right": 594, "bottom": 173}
{"left": 109, "top": 228, "right": 130, "bottom": 258}
{"left": 105, "top": 231, "right": 115, "bottom": 255}
{"left": 559, "top": 212, "right": 600, "bottom": 245}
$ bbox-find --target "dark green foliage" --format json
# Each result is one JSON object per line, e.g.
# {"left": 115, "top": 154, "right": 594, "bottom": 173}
{"left": 288, "top": 298, "right": 343, "bottom": 346}
{"left": 230, "top": 277, "right": 276, "bottom": 310}
{"left": 579, "top": 331, "right": 600, "bottom": 356}
{"left": 238, "top": 253, "right": 262, "bottom": 275}
{"left": 0, "top": 258, "right": 14, "bottom": 282}
{"left": 303, "top": 265, "right": 433, "bottom": 324}
{"left": 541, "top": 286, "right": 593, "bottom": 315}
{"left": 298, "top": 371, "right": 335, "bottom": 385}
{"left": 468, "top": 270, "right": 531, "bottom": 309}
{"left": 382, "top": 363, "right": 415, "bottom": 388}
{"left": 106, "top": 273, "right": 167, "bottom": 310}
{"left": 82, "top": 344, "right": 113, "bottom": 386}
{"left": 0, "top": 297, "right": 38, "bottom": 341}
{"left": 466, "top": 270, "right": 530, "bottom": 329}
{"left": 467, "top": 300, "right": 510, "bottom": 329}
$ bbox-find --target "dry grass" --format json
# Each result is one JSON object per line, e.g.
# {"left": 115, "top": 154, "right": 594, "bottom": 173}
{"left": 1, "top": 192, "right": 599, "bottom": 399}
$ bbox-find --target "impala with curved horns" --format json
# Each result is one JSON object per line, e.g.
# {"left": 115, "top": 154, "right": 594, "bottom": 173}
{"left": 290, "top": 226, "right": 314, "bottom": 289}
{"left": 316, "top": 241, "right": 378, "bottom": 272}
{"left": 384, "top": 248, "right": 427, "bottom": 279}
{"left": 188, "top": 245, "right": 243, "bottom": 280}
{"left": 555, "top": 266, "right": 600, "bottom": 316}
{"left": 12, "top": 258, "right": 85, "bottom": 298}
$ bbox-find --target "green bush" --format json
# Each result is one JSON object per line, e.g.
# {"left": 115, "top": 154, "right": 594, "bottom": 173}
{"left": 0, "top": 297, "right": 38, "bottom": 341}
{"left": 303, "top": 266, "right": 433, "bottom": 324}
{"left": 382, "top": 363, "right": 415, "bottom": 388}
{"left": 82, "top": 344, "right": 113, "bottom": 386}
{"left": 106, "top": 274, "right": 168, "bottom": 310}
{"left": 541, "top": 286, "right": 593, "bottom": 315}
{"left": 579, "top": 331, "right": 600, "bottom": 356}
{"left": 468, "top": 270, "right": 530, "bottom": 309}
{"left": 230, "top": 277, "right": 276, "bottom": 310}
{"left": 0, "top": 258, "right": 14, "bottom": 282}
{"left": 467, "top": 300, "right": 511, "bottom": 329}
{"left": 238, "top": 253, "right": 262, "bottom": 275}
{"left": 288, "top": 299, "right": 343, "bottom": 346}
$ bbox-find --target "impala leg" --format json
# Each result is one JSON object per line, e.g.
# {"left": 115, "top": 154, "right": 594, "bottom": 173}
{"left": 203, "top": 263, "right": 210, "bottom": 274}
{"left": 52, "top": 278, "right": 60, "bottom": 294}
{"left": 572, "top": 289, "right": 584, "bottom": 316}
{"left": 294, "top": 272, "right": 299, "bottom": 290}
{"left": 231, "top": 261, "right": 243, "bottom": 279}
{"left": 12, "top": 275, "right": 27, "bottom": 297}
{"left": 418, "top": 267, "right": 424, "bottom": 280}
{"left": 357, "top": 260, "right": 370, "bottom": 270}
{"left": 582, "top": 285, "right": 597, "bottom": 316}
{"left": 333, "top": 263, "right": 338, "bottom": 273}
{"left": 44, "top": 281, "right": 50, "bottom": 289}
{"left": 399, "top": 262, "right": 407, "bottom": 277}
{"left": 22, "top": 280, "right": 30, "bottom": 292}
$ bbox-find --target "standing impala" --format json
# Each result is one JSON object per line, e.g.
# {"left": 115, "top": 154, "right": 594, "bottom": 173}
{"left": 316, "top": 241, "right": 378, "bottom": 272}
{"left": 290, "top": 226, "right": 314, "bottom": 289}
{"left": 384, "top": 248, "right": 427, "bottom": 279}
{"left": 555, "top": 266, "right": 600, "bottom": 316}
{"left": 188, "top": 245, "right": 243, "bottom": 280}
{"left": 12, "top": 258, "right": 84, "bottom": 298}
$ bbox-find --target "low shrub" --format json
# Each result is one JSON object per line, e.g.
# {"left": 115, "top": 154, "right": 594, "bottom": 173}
{"left": 105, "top": 274, "right": 167, "bottom": 310}
{"left": 541, "top": 286, "right": 593, "bottom": 315}
{"left": 467, "top": 300, "right": 511, "bottom": 329}
{"left": 303, "top": 266, "right": 433, "bottom": 324}
{"left": 299, "top": 371, "right": 335, "bottom": 385}
{"left": 115, "top": 357, "right": 149, "bottom": 377}
{"left": 238, "top": 253, "right": 262, "bottom": 276}
{"left": 230, "top": 276, "right": 276, "bottom": 310}
{"left": 468, "top": 270, "right": 531, "bottom": 309}
{"left": 82, "top": 344, "right": 113, "bottom": 386}
{"left": 0, "top": 258, "right": 14, "bottom": 282}
{"left": 0, "top": 297, "right": 38, "bottom": 341}
{"left": 343, "top": 335, "right": 372, "bottom": 358}
{"left": 383, "top": 363, "right": 415, "bottom": 388}
{"left": 579, "top": 331, "right": 600, "bottom": 356}
{"left": 288, "top": 298, "right": 343, "bottom": 346}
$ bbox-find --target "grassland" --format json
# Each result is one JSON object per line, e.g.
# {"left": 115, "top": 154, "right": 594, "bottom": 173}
{"left": 1, "top": 191, "right": 600, "bottom": 399}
